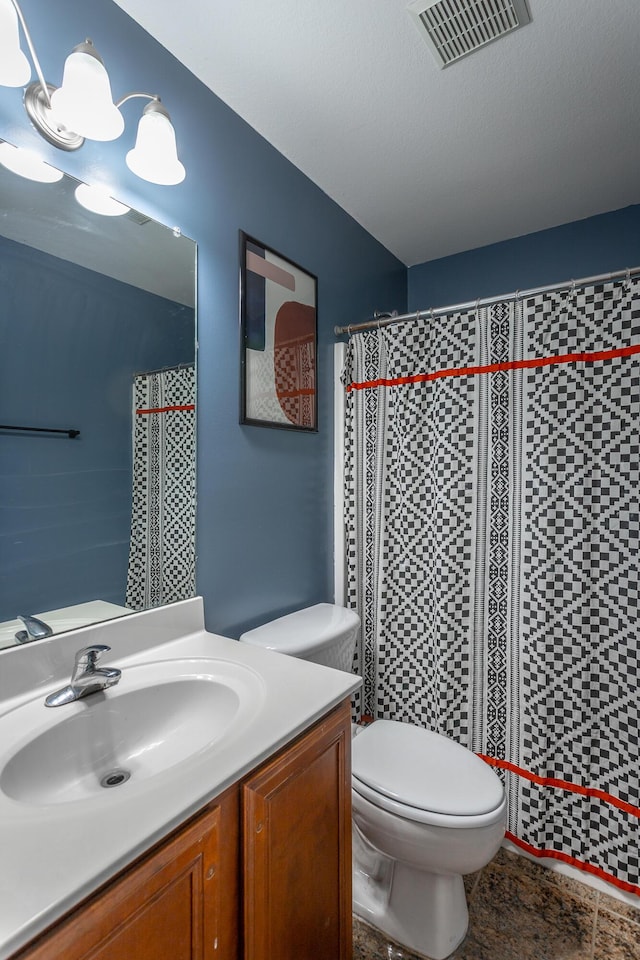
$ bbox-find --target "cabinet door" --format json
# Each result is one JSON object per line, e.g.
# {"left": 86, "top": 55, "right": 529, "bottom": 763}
{"left": 243, "top": 700, "right": 352, "bottom": 960}
{"left": 16, "top": 793, "right": 239, "bottom": 960}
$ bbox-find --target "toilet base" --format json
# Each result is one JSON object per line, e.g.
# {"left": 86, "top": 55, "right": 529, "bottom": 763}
{"left": 353, "top": 828, "right": 469, "bottom": 960}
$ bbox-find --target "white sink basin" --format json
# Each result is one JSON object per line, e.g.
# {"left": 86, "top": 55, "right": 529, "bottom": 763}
{"left": 0, "top": 658, "right": 264, "bottom": 805}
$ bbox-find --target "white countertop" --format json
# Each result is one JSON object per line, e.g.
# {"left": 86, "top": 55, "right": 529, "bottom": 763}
{"left": 0, "top": 598, "right": 360, "bottom": 959}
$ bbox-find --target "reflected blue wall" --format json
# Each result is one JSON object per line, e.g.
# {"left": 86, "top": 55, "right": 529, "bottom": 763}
{"left": 0, "top": 235, "right": 193, "bottom": 620}
{"left": 408, "top": 206, "right": 640, "bottom": 310}
{"left": 0, "top": 0, "right": 406, "bottom": 636}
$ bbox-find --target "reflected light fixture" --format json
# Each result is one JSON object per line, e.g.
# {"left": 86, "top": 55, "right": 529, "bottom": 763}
{"left": 74, "top": 182, "right": 130, "bottom": 216}
{"left": 0, "top": 140, "right": 63, "bottom": 182}
{"left": 0, "top": 0, "right": 186, "bottom": 185}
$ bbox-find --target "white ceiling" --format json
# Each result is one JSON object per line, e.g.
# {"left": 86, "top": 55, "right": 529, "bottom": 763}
{"left": 115, "top": 0, "right": 640, "bottom": 267}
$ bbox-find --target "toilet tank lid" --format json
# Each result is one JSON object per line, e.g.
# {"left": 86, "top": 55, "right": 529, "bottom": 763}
{"left": 352, "top": 721, "right": 504, "bottom": 817}
{"left": 239, "top": 603, "right": 360, "bottom": 656}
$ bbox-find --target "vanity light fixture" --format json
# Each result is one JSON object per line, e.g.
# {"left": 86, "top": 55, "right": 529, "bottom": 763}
{"left": 125, "top": 100, "right": 186, "bottom": 187}
{"left": 0, "top": 0, "right": 30, "bottom": 86}
{"left": 0, "top": 0, "right": 186, "bottom": 185}
{"left": 50, "top": 40, "right": 125, "bottom": 144}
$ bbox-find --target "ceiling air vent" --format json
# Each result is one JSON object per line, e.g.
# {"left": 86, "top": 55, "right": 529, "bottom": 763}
{"left": 407, "top": 0, "right": 531, "bottom": 68}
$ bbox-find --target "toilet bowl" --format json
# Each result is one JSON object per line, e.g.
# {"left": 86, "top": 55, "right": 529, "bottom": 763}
{"left": 351, "top": 719, "right": 505, "bottom": 958}
{"left": 240, "top": 604, "right": 506, "bottom": 960}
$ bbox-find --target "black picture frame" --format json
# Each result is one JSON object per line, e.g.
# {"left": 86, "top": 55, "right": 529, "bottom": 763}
{"left": 240, "top": 232, "right": 318, "bottom": 432}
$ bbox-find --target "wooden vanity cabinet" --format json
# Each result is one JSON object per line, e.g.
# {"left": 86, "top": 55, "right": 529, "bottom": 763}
{"left": 11, "top": 699, "right": 352, "bottom": 960}
{"left": 13, "top": 786, "right": 240, "bottom": 960}
{"left": 243, "top": 698, "right": 352, "bottom": 960}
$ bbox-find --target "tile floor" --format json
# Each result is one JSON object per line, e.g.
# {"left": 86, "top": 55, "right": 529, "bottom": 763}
{"left": 353, "top": 849, "right": 640, "bottom": 960}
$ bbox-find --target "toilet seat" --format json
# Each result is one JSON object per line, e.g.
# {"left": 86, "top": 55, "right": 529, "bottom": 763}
{"left": 352, "top": 720, "right": 505, "bottom": 829}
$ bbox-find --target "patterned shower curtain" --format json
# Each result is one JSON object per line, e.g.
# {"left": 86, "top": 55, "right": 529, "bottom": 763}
{"left": 343, "top": 275, "right": 640, "bottom": 896}
{"left": 126, "top": 366, "right": 196, "bottom": 610}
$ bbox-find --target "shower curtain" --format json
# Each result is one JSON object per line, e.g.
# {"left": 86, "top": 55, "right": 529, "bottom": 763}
{"left": 126, "top": 366, "right": 196, "bottom": 610}
{"left": 343, "top": 275, "right": 640, "bottom": 896}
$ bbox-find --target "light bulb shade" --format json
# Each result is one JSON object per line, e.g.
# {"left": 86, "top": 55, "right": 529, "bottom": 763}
{"left": 0, "top": 0, "right": 31, "bottom": 87}
{"left": 126, "top": 101, "right": 185, "bottom": 186}
{"left": 75, "top": 182, "right": 130, "bottom": 216}
{"left": 0, "top": 141, "right": 63, "bottom": 182}
{"left": 50, "top": 40, "right": 124, "bottom": 141}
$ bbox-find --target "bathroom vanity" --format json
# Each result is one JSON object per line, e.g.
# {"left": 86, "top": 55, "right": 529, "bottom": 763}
{"left": 0, "top": 599, "right": 360, "bottom": 960}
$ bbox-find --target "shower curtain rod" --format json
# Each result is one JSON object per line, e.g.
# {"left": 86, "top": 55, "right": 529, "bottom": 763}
{"left": 334, "top": 265, "right": 640, "bottom": 337}
{"left": 134, "top": 361, "right": 195, "bottom": 377}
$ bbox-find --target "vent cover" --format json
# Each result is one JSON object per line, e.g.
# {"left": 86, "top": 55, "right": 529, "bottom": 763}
{"left": 125, "top": 208, "right": 152, "bottom": 226}
{"left": 408, "top": 0, "right": 531, "bottom": 68}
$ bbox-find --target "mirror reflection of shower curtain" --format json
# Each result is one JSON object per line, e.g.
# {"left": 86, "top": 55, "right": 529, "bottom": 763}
{"left": 126, "top": 366, "right": 196, "bottom": 610}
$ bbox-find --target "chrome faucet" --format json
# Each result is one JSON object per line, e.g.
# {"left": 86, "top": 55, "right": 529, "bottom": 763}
{"left": 45, "top": 644, "right": 122, "bottom": 707}
{"left": 15, "top": 614, "right": 53, "bottom": 644}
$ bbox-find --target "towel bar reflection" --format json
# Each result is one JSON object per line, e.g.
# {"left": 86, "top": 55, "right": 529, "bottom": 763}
{"left": 0, "top": 424, "right": 80, "bottom": 438}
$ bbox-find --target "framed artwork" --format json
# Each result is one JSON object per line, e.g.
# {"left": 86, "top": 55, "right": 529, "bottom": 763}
{"left": 240, "top": 232, "right": 318, "bottom": 431}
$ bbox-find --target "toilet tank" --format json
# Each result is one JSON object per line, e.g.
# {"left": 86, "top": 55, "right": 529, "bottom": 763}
{"left": 239, "top": 603, "right": 360, "bottom": 672}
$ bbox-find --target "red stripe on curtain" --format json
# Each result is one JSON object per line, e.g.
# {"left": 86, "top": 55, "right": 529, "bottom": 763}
{"left": 504, "top": 831, "right": 640, "bottom": 898}
{"left": 346, "top": 342, "right": 640, "bottom": 393}
{"left": 136, "top": 404, "right": 196, "bottom": 414}
{"left": 478, "top": 754, "right": 640, "bottom": 819}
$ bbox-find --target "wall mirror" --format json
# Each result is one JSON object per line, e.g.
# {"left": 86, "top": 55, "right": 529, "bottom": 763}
{"left": 0, "top": 141, "right": 197, "bottom": 652}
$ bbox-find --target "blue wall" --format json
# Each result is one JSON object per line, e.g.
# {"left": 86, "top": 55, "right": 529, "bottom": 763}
{"left": 0, "top": 0, "right": 406, "bottom": 637}
{"left": 408, "top": 205, "right": 640, "bottom": 310}
{"left": 0, "top": 235, "right": 194, "bottom": 621}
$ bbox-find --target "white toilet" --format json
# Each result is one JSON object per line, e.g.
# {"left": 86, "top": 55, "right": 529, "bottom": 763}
{"left": 240, "top": 603, "right": 506, "bottom": 960}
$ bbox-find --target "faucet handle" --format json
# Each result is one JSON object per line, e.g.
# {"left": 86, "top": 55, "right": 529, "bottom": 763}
{"left": 73, "top": 644, "right": 111, "bottom": 673}
{"left": 46, "top": 644, "right": 119, "bottom": 707}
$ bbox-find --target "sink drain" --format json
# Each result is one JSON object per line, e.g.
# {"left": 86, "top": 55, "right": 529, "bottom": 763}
{"left": 100, "top": 769, "right": 131, "bottom": 789}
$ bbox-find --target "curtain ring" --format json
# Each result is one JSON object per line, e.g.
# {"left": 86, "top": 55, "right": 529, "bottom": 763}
{"left": 429, "top": 308, "right": 434, "bottom": 321}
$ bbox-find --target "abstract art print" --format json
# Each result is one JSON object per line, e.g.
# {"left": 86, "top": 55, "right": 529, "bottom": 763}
{"left": 240, "top": 232, "right": 317, "bottom": 431}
